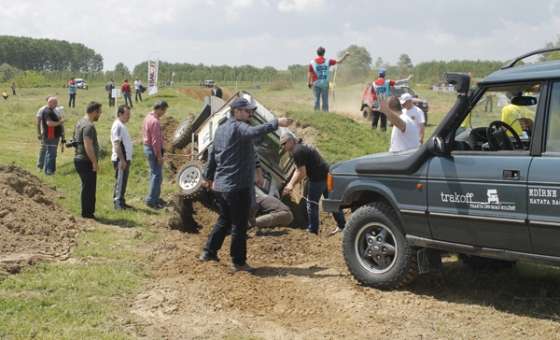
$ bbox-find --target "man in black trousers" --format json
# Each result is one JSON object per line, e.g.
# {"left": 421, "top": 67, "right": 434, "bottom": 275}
{"left": 73, "top": 102, "right": 102, "bottom": 219}
{"left": 199, "top": 97, "right": 292, "bottom": 273}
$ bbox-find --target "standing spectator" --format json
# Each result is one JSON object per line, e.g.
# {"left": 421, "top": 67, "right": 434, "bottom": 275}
{"left": 211, "top": 84, "right": 223, "bottom": 98}
{"left": 73, "top": 102, "right": 102, "bottom": 219}
{"left": 68, "top": 78, "right": 77, "bottom": 108}
{"left": 281, "top": 132, "right": 346, "bottom": 235}
{"left": 39, "top": 97, "right": 64, "bottom": 175}
{"left": 111, "top": 105, "right": 133, "bottom": 210}
{"left": 36, "top": 97, "right": 64, "bottom": 172}
{"left": 199, "top": 98, "right": 292, "bottom": 273}
{"left": 400, "top": 93, "right": 426, "bottom": 144}
{"left": 10, "top": 82, "right": 16, "bottom": 96}
{"left": 381, "top": 97, "right": 420, "bottom": 153}
{"left": 121, "top": 79, "right": 133, "bottom": 108}
{"left": 307, "top": 46, "right": 350, "bottom": 112}
{"left": 370, "top": 69, "right": 396, "bottom": 131}
{"left": 143, "top": 100, "right": 168, "bottom": 209}
{"left": 134, "top": 79, "right": 143, "bottom": 102}
{"left": 105, "top": 79, "right": 115, "bottom": 107}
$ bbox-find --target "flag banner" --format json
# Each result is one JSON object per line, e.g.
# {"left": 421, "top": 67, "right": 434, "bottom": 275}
{"left": 148, "top": 60, "right": 159, "bottom": 95}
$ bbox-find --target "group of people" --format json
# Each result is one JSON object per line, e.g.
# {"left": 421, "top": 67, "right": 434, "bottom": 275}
{"left": 35, "top": 97, "right": 170, "bottom": 218}
{"left": 104, "top": 79, "right": 145, "bottom": 108}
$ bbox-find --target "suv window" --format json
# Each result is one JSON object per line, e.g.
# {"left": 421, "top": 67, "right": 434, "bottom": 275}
{"left": 453, "top": 83, "right": 541, "bottom": 152}
{"left": 546, "top": 82, "right": 560, "bottom": 153}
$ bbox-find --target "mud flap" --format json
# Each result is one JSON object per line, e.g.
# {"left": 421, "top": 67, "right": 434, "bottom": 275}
{"left": 416, "top": 248, "right": 442, "bottom": 274}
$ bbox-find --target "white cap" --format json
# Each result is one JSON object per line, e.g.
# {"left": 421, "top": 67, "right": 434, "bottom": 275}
{"left": 399, "top": 93, "right": 414, "bottom": 105}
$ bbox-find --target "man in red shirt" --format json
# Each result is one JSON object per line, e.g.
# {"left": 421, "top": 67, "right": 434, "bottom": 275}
{"left": 371, "top": 69, "right": 396, "bottom": 131}
{"left": 121, "top": 79, "right": 133, "bottom": 108}
{"left": 307, "top": 47, "right": 350, "bottom": 112}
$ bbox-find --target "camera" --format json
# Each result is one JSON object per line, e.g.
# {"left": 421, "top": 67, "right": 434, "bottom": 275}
{"left": 64, "top": 139, "right": 79, "bottom": 148}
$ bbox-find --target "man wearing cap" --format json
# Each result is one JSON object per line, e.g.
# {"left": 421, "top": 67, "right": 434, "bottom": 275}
{"left": 379, "top": 97, "right": 420, "bottom": 153}
{"left": 143, "top": 100, "right": 168, "bottom": 209}
{"left": 400, "top": 93, "right": 426, "bottom": 144}
{"left": 307, "top": 47, "right": 350, "bottom": 112}
{"left": 370, "top": 69, "right": 396, "bottom": 131}
{"left": 281, "top": 132, "right": 346, "bottom": 235}
{"left": 199, "top": 97, "right": 292, "bottom": 273}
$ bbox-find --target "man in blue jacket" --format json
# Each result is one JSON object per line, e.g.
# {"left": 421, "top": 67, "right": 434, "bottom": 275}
{"left": 199, "top": 97, "right": 292, "bottom": 273}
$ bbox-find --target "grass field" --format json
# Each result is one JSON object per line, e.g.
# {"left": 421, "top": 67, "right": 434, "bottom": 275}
{"left": 0, "top": 81, "right": 460, "bottom": 338}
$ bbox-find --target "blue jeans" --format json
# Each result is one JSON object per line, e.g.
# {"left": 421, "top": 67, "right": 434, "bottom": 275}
{"left": 37, "top": 140, "right": 46, "bottom": 170}
{"left": 113, "top": 160, "right": 130, "bottom": 208}
{"left": 144, "top": 145, "right": 162, "bottom": 205}
{"left": 44, "top": 138, "right": 59, "bottom": 175}
{"left": 307, "top": 180, "right": 346, "bottom": 233}
{"left": 313, "top": 85, "right": 329, "bottom": 112}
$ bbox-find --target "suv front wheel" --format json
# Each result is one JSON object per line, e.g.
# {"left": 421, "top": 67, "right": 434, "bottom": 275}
{"left": 343, "top": 202, "right": 418, "bottom": 289}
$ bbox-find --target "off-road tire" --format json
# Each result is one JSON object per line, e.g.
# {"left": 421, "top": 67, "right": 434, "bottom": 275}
{"left": 460, "top": 255, "right": 516, "bottom": 271}
{"left": 362, "top": 106, "right": 372, "bottom": 120}
{"left": 172, "top": 118, "right": 194, "bottom": 149}
{"left": 343, "top": 202, "right": 418, "bottom": 289}
{"left": 176, "top": 161, "right": 205, "bottom": 199}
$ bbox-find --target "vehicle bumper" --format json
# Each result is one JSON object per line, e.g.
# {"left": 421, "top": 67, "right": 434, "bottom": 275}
{"left": 323, "top": 198, "right": 343, "bottom": 212}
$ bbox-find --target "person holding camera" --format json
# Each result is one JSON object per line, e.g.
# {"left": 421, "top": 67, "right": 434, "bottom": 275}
{"left": 39, "top": 97, "right": 65, "bottom": 175}
{"left": 199, "top": 98, "right": 292, "bottom": 273}
{"left": 73, "top": 102, "right": 102, "bottom": 219}
{"left": 111, "top": 105, "right": 133, "bottom": 210}
{"left": 307, "top": 46, "right": 350, "bottom": 112}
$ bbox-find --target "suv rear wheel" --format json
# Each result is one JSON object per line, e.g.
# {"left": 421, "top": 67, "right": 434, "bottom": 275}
{"left": 343, "top": 202, "right": 417, "bottom": 289}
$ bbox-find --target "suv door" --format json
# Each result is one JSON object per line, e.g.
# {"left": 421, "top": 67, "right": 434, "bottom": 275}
{"left": 427, "top": 84, "right": 541, "bottom": 252}
{"left": 528, "top": 81, "right": 560, "bottom": 256}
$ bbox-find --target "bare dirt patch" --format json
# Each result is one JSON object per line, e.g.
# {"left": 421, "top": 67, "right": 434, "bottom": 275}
{"left": 0, "top": 165, "right": 80, "bottom": 276}
{"left": 129, "top": 203, "right": 560, "bottom": 339}
{"left": 179, "top": 87, "right": 233, "bottom": 102}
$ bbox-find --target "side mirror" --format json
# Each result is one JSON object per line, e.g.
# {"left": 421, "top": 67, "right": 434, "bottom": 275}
{"left": 511, "top": 96, "right": 537, "bottom": 106}
{"left": 428, "top": 136, "right": 450, "bottom": 156}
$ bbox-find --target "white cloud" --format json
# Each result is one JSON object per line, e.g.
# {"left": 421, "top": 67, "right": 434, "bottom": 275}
{"left": 277, "top": 0, "right": 325, "bottom": 12}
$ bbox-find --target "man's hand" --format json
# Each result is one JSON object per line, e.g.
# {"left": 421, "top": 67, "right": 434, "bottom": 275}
{"left": 157, "top": 157, "right": 164, "bottom": 166}
{"left": 37, "top": 134, "right": 42, "bottom": 140}
{"left": 203, "top": 180, "right": 213, "bottom": 190}
{"left": 308, "top": 83, "right": 312, "bottom": 89}
{"left": 282, "top": 184, "right": 293, "bottom": 196}
{"left": 278, "top": 117, "right": 293, "bottom": 127}
{"left": 119, "top": 160, "right": 128, "bottom": 171}
{"left": 92, "top": 162, "right": 98, "bottom": 173}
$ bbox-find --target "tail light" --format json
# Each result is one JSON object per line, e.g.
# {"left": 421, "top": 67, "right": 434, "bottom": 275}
{"left": 327, "top": 173, "right": 334, "bottom": 192}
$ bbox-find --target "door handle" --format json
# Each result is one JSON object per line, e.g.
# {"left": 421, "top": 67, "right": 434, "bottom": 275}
{"left": 503, "top": 169, "right": 520, "bottom": 180}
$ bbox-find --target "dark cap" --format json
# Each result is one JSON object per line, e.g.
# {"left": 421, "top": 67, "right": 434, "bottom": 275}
{"left": 230, "top": 98, "right": 257, "bottom": 111}
{"left": 153, "top": 100, "right": 169, "bottom": 110}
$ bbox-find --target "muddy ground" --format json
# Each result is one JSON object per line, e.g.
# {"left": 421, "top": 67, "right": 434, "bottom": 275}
{"left": 0, "top": 165, "right": 80, "bottom": 276}
{"left": 128, "top": 202, "right": 560, "bottom": 340}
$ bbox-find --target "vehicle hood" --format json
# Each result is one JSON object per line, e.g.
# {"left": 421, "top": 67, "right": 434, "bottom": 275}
{"left": 330, "top": 149, "right": 417, "bottom": 175}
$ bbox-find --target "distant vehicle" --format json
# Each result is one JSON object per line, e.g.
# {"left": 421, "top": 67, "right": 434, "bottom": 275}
{"left": 74, "top": 78, "right": 88, "bottom": 90}
{"left": 200, "top": 79, "right": 215, "bottom": 88}
{"left": 361, "top": 83, "right": 429, "bottom": 124}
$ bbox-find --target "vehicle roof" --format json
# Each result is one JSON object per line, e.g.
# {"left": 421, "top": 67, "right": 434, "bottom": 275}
{"left": 480, "top": 60, "right": 560, "bottom": 85}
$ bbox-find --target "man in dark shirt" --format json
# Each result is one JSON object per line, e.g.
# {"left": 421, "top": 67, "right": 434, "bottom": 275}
{"left": 40, "top": 97, "right": 64, "bottom": 175}
{"left": 281, "top": 131, "right": 346, "bottom": 235}
{"left": 200, "top": 97, "right": 292, "bottom": 273}
{"left": 73, "top": 101, "right": 102, "bottom": 219}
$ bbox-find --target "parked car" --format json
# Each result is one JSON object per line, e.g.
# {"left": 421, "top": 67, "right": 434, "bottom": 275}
{"left": 361, "top": 83, "right": 429, "bottom": 124}
{"left": 74, "top": 78, "right": 88, "bottom": 90}
{"left": 326, "top": 48, "right": 560, "bottom": 289}
{"left": 200, "top": 79, "right": 215, "bottom": 88}
{"left": 172, "top": 92, "right": 295, "bottom": 200}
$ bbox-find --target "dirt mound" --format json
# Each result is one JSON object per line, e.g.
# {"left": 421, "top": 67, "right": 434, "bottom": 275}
{"left": 179, "top": 87, "right": 233, "bottom": 101}
{"left": 0, "top": 165, "right": 79, "bottom": 276}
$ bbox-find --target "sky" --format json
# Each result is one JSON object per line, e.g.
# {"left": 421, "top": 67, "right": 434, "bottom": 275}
{"left": 1, "top": 0, "right": 559, "bottom": 70}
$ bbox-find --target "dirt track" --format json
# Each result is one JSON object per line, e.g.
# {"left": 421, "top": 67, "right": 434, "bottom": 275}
{"left": 128, "top": 203, "right": 560, "bottom": 339}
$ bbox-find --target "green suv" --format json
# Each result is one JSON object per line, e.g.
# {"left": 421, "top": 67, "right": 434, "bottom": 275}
{"left": 324, "top": 48, "right": 560, "bottom": 289}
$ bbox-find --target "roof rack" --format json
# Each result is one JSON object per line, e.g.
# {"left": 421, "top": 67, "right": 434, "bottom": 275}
{"left": 501, "top": 47, "right": 560, "bottom": 69}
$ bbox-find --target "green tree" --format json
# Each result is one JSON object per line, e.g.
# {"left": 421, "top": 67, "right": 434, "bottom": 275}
{"left": 113, "top": 62, "right": 131, "bottom": 80}
{"left": 336, "top": 45, "right": 372, "bottom": 84}
{"left": 397, "top": 53, "right": 413, "bottom": 78}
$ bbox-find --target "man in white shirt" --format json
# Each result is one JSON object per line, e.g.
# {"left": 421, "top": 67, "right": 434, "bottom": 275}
{"left": 379, "top": 97, "right": 420, "bottom": 153}
{"left": 400, "top": 93, "right": 426, "bottom": 143}
{"left": 134, "top": 79, "right": 143, "bottom": 103}
{"left": 111, "top": 104, "right": 134, "bottom": 210}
